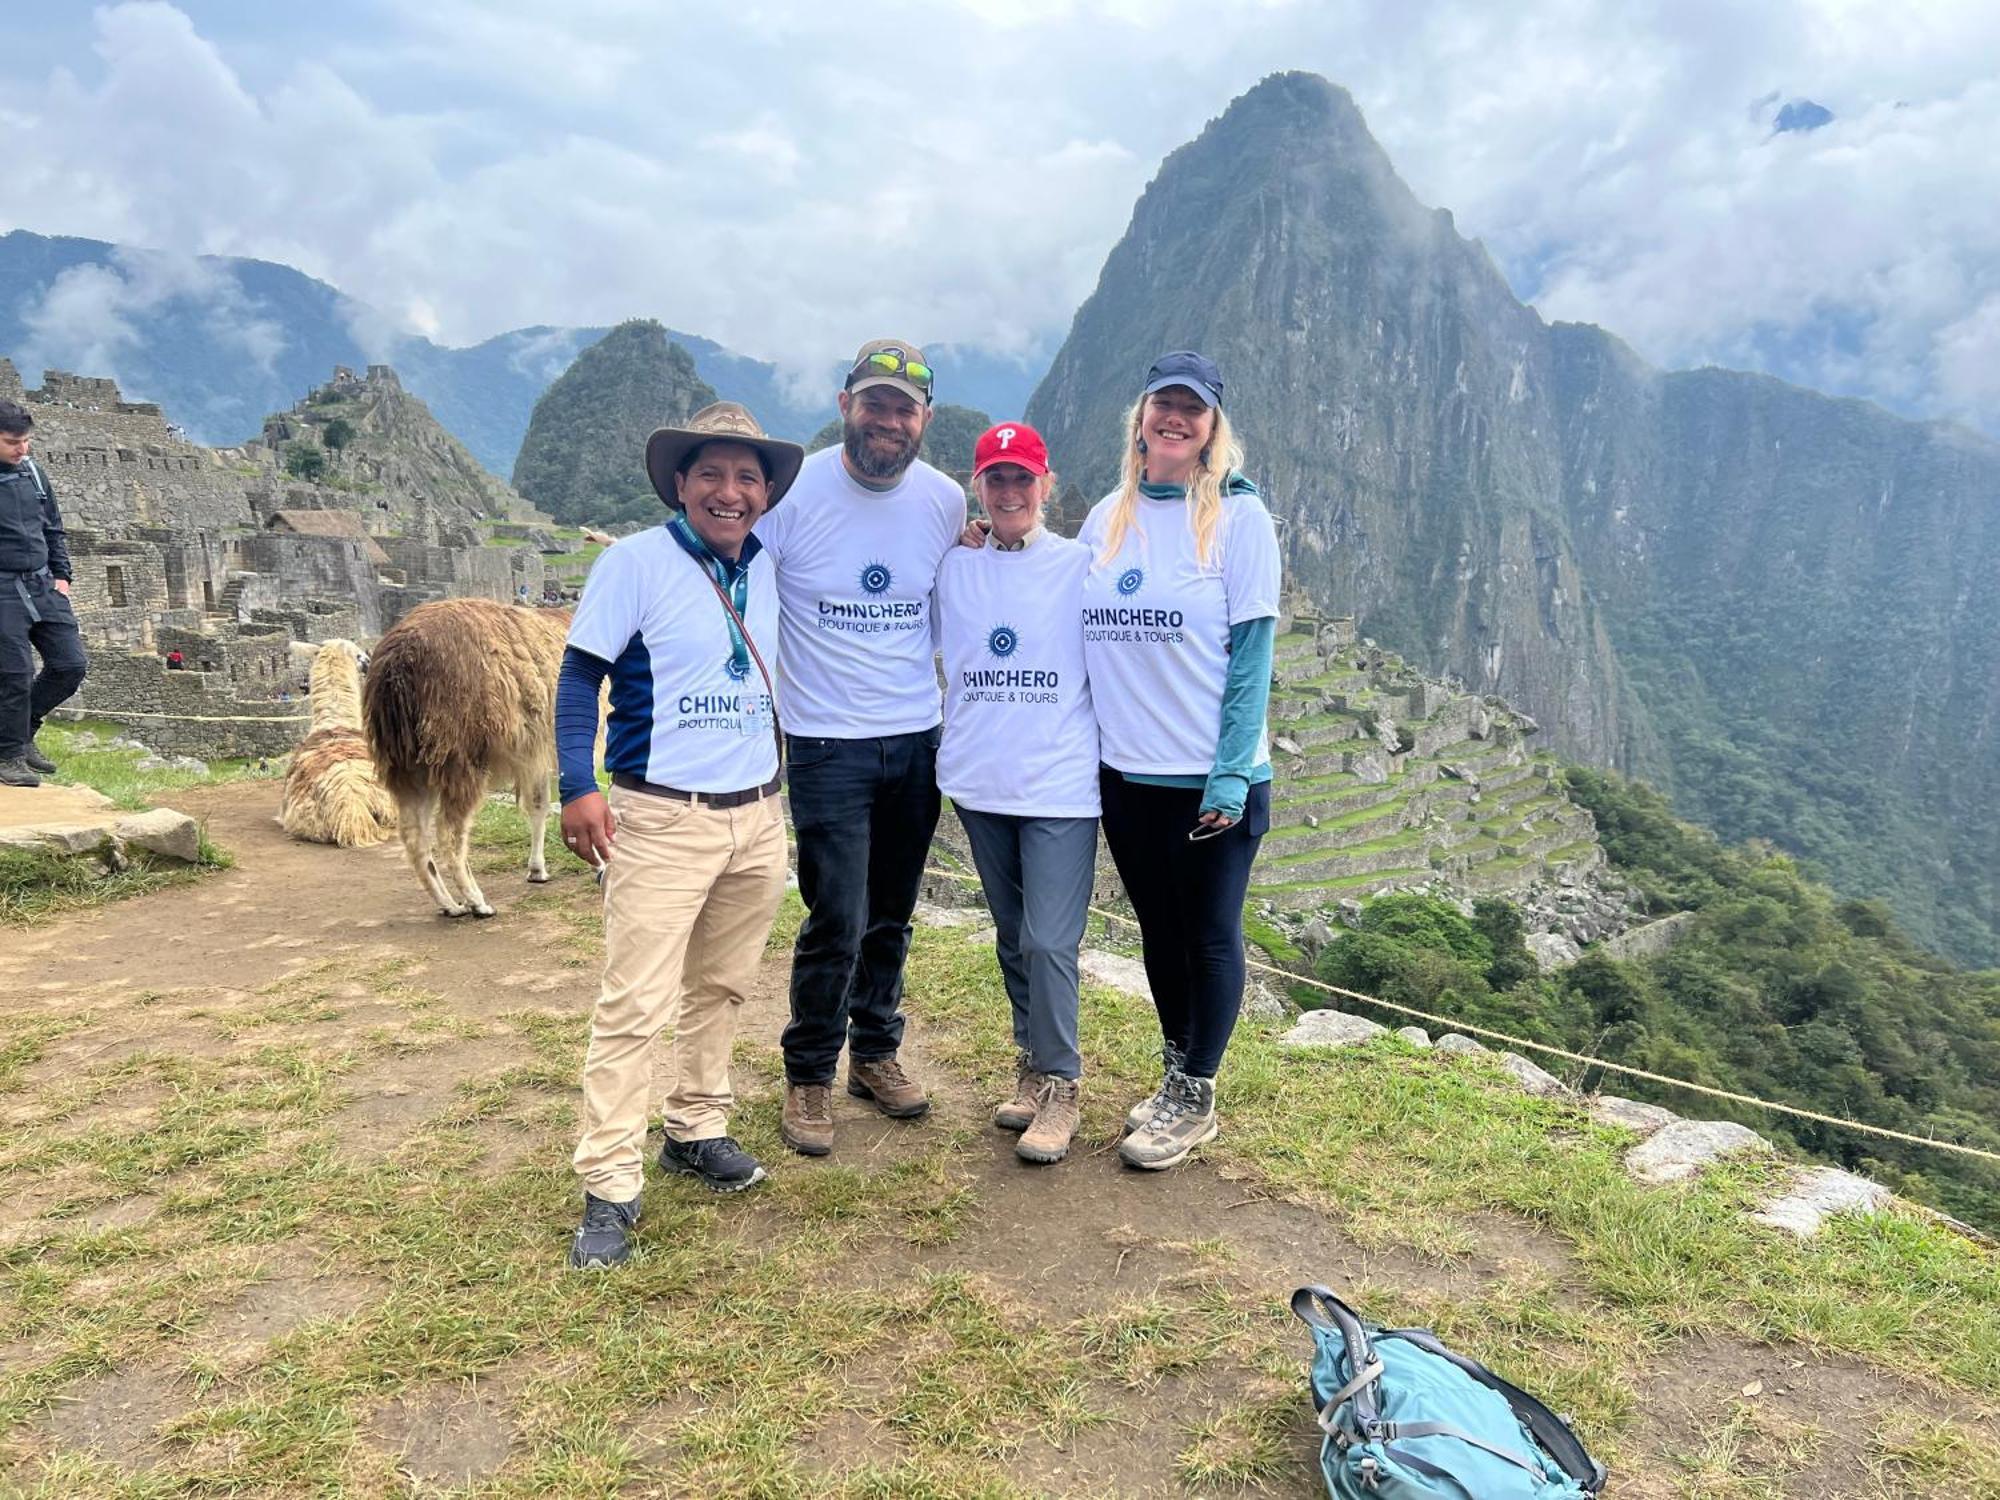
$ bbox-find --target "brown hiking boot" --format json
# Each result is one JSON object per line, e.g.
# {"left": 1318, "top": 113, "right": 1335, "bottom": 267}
{"left": 992, "top": 1054, "right": 1038, "bottom": 1132}
{"left": 781, "top": 1082, "right": 834, "bottom": 1156}
{"left": 846, "top": 1054, "right": 930, "bottom": 1119}
{"left": 1016, "top": 1075, "right": 1081, "bottom": 1164}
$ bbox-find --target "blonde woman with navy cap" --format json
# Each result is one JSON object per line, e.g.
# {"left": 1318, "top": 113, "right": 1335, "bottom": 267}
{"left": 935, "top": 421, "right": 1098, "bottom": 1164}
{"left": 1079, "top": 351, "right": 1280, "bottom": 1171}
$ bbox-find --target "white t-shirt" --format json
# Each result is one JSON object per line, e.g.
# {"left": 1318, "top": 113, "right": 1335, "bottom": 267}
{"left": 1078, "top": 489, "right": 1282, "bottom": 775}
{"left": 566, "top": 526, "right": 779, "bottom": 794}
{"left": 934, "top": 535, "right": 1100, "bottom": 819}
{"left": 752, "top": 446, "right": 965, "bottom": 738}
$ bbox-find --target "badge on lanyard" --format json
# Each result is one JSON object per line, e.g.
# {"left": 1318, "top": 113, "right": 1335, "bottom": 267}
{"left": 738, "top": 692, "right": 774, "bottom": 739}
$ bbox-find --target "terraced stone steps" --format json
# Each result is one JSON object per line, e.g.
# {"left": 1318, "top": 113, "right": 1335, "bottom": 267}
{"left": 1250, "top": 622, "right": 1604, "bottom": 914}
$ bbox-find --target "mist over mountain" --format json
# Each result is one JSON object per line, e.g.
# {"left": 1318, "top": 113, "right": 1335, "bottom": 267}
{"left": 1030, "top": 72, "right": 2000, "bottom": 965}
{"left": 0, "top": 231, "right": 1046, "bottom": 471}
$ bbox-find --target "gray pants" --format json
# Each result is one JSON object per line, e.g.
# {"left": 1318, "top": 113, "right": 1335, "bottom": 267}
{"left": 955, "top": 806, "right": 1096, "bottom": 1080}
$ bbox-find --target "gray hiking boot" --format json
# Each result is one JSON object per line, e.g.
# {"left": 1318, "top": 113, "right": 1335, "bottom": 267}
{"left": 1123, "top": 1042, "right": 1186, "bottom": 1134}
{"left": 22, "top": 740, "right": 56, "bottom": 775}
{"left": 993, "top": 1053, "right": 1038, "bottom": 1132}
{"left": 1118, "top": 1072, "right": 1218, "bottom": 1171}
{"left": 1124, "top": 1080, "right": 1169, "bottom": 1135}
{"left": 1016, "top": 1075, "right": 1082, "bottom": 1164}
{"left": 0, "top": 757, "right": 41, "bottom": 789}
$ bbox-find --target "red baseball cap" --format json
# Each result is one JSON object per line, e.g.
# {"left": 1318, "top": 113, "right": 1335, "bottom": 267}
{"left": 972, "top": 421, "right": 1051, "bottom": 478}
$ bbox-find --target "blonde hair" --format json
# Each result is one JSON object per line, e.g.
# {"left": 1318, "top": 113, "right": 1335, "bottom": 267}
{"left": 1095, "top": 396, "right": 1244, "bottom": 571}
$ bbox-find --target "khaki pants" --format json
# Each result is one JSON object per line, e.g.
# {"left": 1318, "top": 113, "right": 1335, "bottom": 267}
{"left": 572, "top": 785, "right": 787, "bottom": 1202}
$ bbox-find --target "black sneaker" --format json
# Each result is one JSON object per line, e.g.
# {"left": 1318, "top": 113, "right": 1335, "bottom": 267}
{"left": 0, "top": 757, "right": 40, "bottom": 789}
{"left": 22, "top": 742, "right": 56, "bottom": 775}
{"left": 567, "top": 1193, "right": 640, "bottom": 1269}
{"left": 658, "top": 1134, "right": 768, "bottom": 1193}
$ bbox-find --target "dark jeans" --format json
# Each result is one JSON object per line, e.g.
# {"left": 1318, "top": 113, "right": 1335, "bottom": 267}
{"left": 0, "top": 572, "right": 88, "bottom": 758}
{"left": 782, "top": 727, "right": 942, "bottom": 1084}
{"left": 1097, "top": 767, "right": 1270, "bottom": 1079}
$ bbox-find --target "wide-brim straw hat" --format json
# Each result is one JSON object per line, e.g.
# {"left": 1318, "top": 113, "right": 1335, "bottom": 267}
{"left": 645, "top": 401, "right": 805, "bottom": 511}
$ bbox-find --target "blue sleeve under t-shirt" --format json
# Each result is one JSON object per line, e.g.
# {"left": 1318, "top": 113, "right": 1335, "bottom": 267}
{"left": 556, "top": 646, "right": 609, "bottom": 804}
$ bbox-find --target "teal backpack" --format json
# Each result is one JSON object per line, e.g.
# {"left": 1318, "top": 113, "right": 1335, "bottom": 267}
{"left": 1292, "top": 1287, "right": 1606, "bottom": 1499}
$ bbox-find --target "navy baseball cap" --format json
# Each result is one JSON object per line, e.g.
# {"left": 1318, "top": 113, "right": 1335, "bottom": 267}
{"left": 1142, "top": 350, "right": 1224, "bottom": 408}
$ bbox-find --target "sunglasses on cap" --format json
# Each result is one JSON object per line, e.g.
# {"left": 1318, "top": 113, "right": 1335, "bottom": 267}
{"left": 849, "top": 350, "right": 934, "bottom": 392}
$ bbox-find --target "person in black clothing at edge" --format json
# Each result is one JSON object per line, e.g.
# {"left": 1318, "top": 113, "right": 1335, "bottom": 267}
{"left": 0, "top": 400, "right": 87, "bottom": 788}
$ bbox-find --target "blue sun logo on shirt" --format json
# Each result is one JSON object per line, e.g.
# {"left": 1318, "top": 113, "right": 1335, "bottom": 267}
{"left": 1115, "top": 566, "right": 1145, "bottom": 596}
{"left": 986, "top": 624, "right": 1020, "bottom": 659}
{"left": 859, "top": 561, "right": 894, "bottom": 596}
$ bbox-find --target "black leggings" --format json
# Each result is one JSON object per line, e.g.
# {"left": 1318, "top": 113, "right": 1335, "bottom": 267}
{"left": 1097, "top": 767, "right": 1270, "bottom": 1078}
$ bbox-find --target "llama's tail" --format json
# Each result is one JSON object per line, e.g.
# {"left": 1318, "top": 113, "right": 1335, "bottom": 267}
{"left": 362, "top": 639, "right": 432, "bottom": 803}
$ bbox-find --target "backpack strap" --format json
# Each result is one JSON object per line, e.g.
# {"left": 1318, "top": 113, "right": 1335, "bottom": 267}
{"left": 18, "top": 457, "right": 48, "bottom": 501}
{"left": 1291, "top": 1287, "right": 1385, "bottom": 1434}
{"left": 1384, "top": 1328, "right": 1608, "bottom": 1494}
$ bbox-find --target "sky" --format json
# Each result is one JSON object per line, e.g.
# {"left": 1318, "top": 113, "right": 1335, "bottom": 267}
{"left": 5, "top": 0, "right": 2000, "bottom": 434}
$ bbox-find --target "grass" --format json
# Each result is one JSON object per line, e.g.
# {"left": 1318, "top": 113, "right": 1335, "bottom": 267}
{"left": 900, "top": 926, "right": 2000, "bottom": 1487}
{"left": 3, "top": 815, "right": 1997, "bottom": 1494}
{"left": 41, "top": 719, "right": 274, "bottom": 811}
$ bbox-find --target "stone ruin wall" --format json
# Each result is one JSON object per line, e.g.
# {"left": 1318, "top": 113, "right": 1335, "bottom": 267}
{"left": 4, "top": 359, "right": 551, "bottom": 757}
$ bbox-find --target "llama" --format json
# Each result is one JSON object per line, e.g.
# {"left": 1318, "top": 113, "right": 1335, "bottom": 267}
{"left": 279, "top": 639, "right": 397, "bottom": 848}
{"left": 363, "top": 599, "right": 571, "bottom": 918}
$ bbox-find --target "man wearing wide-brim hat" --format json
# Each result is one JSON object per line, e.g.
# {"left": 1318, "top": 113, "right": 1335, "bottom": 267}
{"left": 555, "top": 400, "right": 803, "bottom": 1270}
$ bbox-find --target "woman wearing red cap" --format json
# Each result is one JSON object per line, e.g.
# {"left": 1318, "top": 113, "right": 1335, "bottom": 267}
{"left": 1079, "top": 351, "right": 1280, "bottom": 1171}
{"left": 934, "top": 421, "right": 1099, "bottom": 1164}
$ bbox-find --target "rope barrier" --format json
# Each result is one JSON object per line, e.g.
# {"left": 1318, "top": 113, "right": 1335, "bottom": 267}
{"left": 921, "top": 864, "right": 2000, "bottom": 1168}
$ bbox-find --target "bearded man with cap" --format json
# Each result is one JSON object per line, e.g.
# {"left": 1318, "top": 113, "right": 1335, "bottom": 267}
{"left": 753, "top": 339, "right": 966, "bottom": 1156}
{"left": 935, "top": 421, "right": 1098, "bottom": 1164}
{"left": 557, "top": 400, "right": 802, "bottom": 1270}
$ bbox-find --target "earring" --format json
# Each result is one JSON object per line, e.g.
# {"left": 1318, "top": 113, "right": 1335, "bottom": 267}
{"left": 1199, "top": 446, "right": 1211, "bottom": 465}
{"left": 1136, "top": 437, "right": 1149, "bottom": 455}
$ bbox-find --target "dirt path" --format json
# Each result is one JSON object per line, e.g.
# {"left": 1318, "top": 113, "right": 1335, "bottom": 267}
{"left": 2, "top": 783, "right": 1987, "bottom": 1497}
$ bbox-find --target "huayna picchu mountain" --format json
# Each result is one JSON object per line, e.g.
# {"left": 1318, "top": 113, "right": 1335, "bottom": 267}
{"left": 1028, "top": 72, "right": 2000, "bottom": 966}
{"left": 510, "top": 320, "right": 719, "bottom": 528}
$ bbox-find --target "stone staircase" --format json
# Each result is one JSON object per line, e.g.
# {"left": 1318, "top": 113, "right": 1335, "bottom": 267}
{"left": 1250, "top": 621, "right": 1605, "bottom": 913}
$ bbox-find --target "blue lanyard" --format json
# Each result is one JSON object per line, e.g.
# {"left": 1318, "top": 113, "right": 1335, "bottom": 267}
{"left": 667, "top": 516, "right": 755, "bottom": 681}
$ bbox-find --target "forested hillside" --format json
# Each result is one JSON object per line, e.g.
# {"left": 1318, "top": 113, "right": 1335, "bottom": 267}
{"left": 510, "top": 321, "right": 717, "bottom": 527}
{"left": 1314, "top": 769, "right": 2000, "bottom": 1230}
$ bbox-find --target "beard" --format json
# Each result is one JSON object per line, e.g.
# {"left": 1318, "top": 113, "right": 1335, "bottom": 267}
{"left": 842, "top": 418, "right": 921, "bottom": 481}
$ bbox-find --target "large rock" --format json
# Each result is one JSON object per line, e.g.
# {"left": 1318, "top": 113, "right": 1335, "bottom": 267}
{"left": 1602, "top": 910, "right": 1699, "bottom": 962}
{"left": 1588, "top": 1095, "right": 1680, "bottom": 1138}
{"left": 1625, "top": 1120, "right": 1773, "bottom": 1185}
{"left": 1279, "top": 1009, "right": 1388, "bottom": 1050}
{"left": 1435, "top": 1033, "right": 1488, "bottom": 1057}
{"left": 1395, "top": 1026, "right": 1432, "bottom": 1048}
{"left": 912, "top": 900, "right": 984, "bottom": 929}
{"left": 1751, "top": 1166, "right": 1893, "bottom": 1237}
{"left": 0, "top": 782, "right": 119, "bottom": 855}
{"left": 1498, "top": 1052, "right": 1568, "bottom": 1097}
{"left": 1242, "top": 979, "right": 1295, "bottom": 1022}
{"left": 1525, "top": 931, "right": 1582, "bottom": 972}
{"left": 1078, "top": 949, "right": 1152, "bottom": 1000}
{"left": 113, "top": 808, "right": 203, "bottom": 864}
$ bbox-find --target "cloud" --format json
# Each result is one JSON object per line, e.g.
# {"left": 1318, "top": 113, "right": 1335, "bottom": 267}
{"left": 4, "top": 0, "right": 1999, "bottom": 434}
{"left": 16, "top": 246, "right": 287, "bottom": 390}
